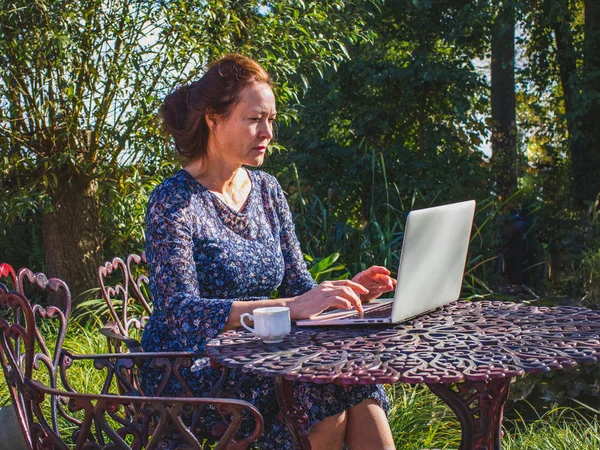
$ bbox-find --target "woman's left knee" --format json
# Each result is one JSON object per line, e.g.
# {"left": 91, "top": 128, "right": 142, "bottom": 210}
{"left": 350, "top": 398, "right": 385, "bottom": 413}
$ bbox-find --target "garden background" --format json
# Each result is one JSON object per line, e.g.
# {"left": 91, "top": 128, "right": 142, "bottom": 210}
{"left": 1, "top": 0, "right": 600, "bottom": 447}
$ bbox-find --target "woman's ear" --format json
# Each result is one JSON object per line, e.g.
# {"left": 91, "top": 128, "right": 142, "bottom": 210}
{"left": 205, "top": 110, "right": 218, "bottom": 129}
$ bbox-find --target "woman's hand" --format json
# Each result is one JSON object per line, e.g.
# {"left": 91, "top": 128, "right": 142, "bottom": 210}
{"left": 352, "top": 266, "right": 396, "bottom": 303}
{"left": 289, "top": 280, "right": 369, "bottom": 319}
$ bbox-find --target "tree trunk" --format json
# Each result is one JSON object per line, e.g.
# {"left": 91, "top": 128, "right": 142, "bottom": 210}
{"left": 491, "top": 0, "right": 518, "bottom": 203}
{"left": 549, "top": 250, "right": 564, "bottom": 288}
{"left": 491, "top": 0, "right": 520, "bottom": 285}
{"left": 580, "top": 0, "right": 600, "bottom": 204}
{"left": 42, "top": 174, "right": 103, "bottom": 302}
{"left": 550, "top": 0, "right": 588, "bottom": 206}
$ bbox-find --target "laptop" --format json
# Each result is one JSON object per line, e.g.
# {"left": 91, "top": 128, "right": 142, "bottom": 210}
{"left": 296, "top": 200, "right": 476, "bottom": 326}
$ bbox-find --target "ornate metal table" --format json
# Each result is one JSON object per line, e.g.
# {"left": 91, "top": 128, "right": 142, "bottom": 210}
{"left": 206, "top": 300, "right": 600, "bottom": 450}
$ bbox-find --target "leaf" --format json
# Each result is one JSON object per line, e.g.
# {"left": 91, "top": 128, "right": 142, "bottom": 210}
{"left": 308, "top": 252, "right": 340, "bottom": 276}
{"left": 336, "top": 40, "right": 350, "bottom": 60}
{"left": 301, "top": 73, "right": 309, "bottom": 90}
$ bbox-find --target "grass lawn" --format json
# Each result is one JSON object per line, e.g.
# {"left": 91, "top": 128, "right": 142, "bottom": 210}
{"left": 388, "top": 383, "right": 600, "bottom": 449}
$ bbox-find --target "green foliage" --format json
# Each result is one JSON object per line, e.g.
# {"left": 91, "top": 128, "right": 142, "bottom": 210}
{"left": 0, "top": 0, "right": 376, "bottom": 216}
{"left": 0, "top": 0, "right": 378, "bottom": 290}
{"left": 503, "top": 406, "right": 600, "bottom": 449}
{"left": 387, "top": 383, "right": 600, "bottom": 449}
{"left": 576, "top": 240, "right": 600, "bottom": 307}
{"left": 519, "top": 0, "right": 600, "bottom": 216}
{"left": 275, "top": 0, "right": 491, "bottom": 160}
{"left": 387, "top": 384, "right": 461, "bottom": 449}
{"left": 278, "top": 152, "right": 500, "bottom": 294}
{"left": 305, "top": 252, "right": 349, "bottom": 283}
{"left": 580, "top": 199, "right": 600, "bottom": 304}
{"left": 283, "top": 155, "right": 414, "bottom": 276}
{"left": 0, "top": 321, "right": 112, "bottom": 410}
{"left": 267, "top": 0, "right": 493, "bottom": 282}
{"left": 0, "top": 213, "right": 44, "bottom": 271}
{"left": 100, "top": 160, "right": 179, "bottom": 259}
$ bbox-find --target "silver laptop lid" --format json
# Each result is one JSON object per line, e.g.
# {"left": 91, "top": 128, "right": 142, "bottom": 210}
{"left": 390, "top": 200, "right": 476, "bottom": 323}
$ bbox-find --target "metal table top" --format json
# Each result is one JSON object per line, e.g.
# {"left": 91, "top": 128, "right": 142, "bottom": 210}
{"left": 207, "top": 300, "right": 600, "bottom": 385}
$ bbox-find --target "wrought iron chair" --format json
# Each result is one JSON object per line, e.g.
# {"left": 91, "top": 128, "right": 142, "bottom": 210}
{"left": 98, "top": 253, "right": 151, "bottom": 353}
{"left": 0, "top": 263, "right": 18, "bottom": 291}
{"left": 97, "top": 254, "right": 255, "bottom": 443}
{"left": 0, "top": 266, "right": 264, "bottom": 449}
{"left": 0, "top": 264, "right": 74, "bottom": 447}
{"left": 0, "top": 263, "right": 31, "bottom": 448}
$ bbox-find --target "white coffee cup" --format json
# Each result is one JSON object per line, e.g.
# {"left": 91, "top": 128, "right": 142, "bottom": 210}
{"left": 240, "top": 306, "right": 291, "bottom": 343}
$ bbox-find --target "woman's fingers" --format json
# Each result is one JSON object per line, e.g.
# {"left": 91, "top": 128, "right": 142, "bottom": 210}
{"left": 356, "top": 273, "right": 395, "bottom": 293}
{"left": 332, "top": 297, "right": 353, "bottom": 310}
{"left": 366, "top": 266, "right": 391, "bottom": 275}
{"left": 376, "top": 274, "right": 395, "bottom": 290}
{"left": 329, "top": 286, "right": 363, "bottom": 313}
{"left": 342, "top": 288, "right": 364, "bottom": 313}
{"left": 356, "top": 272, "right": 398, "bottom": 303}
{"left": 326, "top": 279, "right": 369, "bottom": 294}
{"left": 352, "top": 266, "right": 390, "bottom": 281}
{"left": 307, "top": 280, "right": 371, "bottom": 314}
{"left": 307, "top": 298, "right": 352, "bottom": 318}
{"left": 297, "top": 282, "right": 370, "bottom": 319}
{"left": 320, "top": 283, "right": 364, "bottom": 313}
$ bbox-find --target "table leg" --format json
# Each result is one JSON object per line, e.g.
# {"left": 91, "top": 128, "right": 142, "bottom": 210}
{"left": 273, "top": 376, "right": 312, "bottom": 450}
{"left": 427, "top": 378, "right": 511, "bottom": 450}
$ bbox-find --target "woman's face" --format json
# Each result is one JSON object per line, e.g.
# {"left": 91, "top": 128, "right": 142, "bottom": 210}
{"left": 208, "top": 82, "right": 276, "bottom": 168}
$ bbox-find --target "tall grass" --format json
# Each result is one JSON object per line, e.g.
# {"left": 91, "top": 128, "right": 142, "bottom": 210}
{"left": 388, "top": 384, "right": 600, "bottom": 449}
{"left": 580, "top": 245, "right": 600, "bottom": 308}
{"left": 289, "top": 153, "right": 517, "bottom": 298}
{"left": 291, "top": 153, "right": 437, "bottom": 277}
{"left": 0, "top": 320, "right": 112, "bottom": 408}
{"left": 387, "top": 384, "right": 461, "bottom": 449}
{"left": 388, "top": 385, "right": 600, "bottom": 450}
{"left": 503, "top": 406, "right": 600, "bottom": 450}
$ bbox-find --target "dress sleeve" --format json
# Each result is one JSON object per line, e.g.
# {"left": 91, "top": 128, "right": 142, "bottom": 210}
{"left": 271, "top": 180, "right": 318, "bottom": 298}
{"left": 145, "top": 186, "right": 234, "bottom": 352}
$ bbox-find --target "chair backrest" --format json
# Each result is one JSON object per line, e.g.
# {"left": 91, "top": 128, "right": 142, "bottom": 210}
{"left": 0, "top": 263, "right": 18, "bottom": 291}
{"left": 0, "top": 263, "right": 29, "bottom": 448}
{"left": 2, "top": 264, "right": 264, "bottom": 449}
{"left": 98, "top": 252, "right": 152, "bottom": 341}
{"left": 0, "top": 268, "right": 73, "bottom": 449}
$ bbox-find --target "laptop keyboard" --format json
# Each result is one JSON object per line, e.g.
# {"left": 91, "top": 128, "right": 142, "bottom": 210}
{"left": 361, "top": 302, "right": 393, "bottom": 318}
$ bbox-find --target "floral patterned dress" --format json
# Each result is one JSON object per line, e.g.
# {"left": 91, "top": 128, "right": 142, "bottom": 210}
{"left": 140, "top": 169, "right": 389, "bottom": 448}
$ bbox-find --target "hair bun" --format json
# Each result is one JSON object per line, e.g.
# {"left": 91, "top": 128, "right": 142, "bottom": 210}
{"left": 162, "top": 84, "right": 189, "bottom": 132}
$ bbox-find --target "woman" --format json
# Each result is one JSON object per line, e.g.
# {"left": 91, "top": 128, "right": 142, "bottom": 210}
{"left": 141, "top": 54, "right": 397, "bottom": 449}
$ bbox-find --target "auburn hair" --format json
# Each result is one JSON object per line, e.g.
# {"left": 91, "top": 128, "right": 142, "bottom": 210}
{"left": 160, "top": 54, "right": 272, "bottom": 159}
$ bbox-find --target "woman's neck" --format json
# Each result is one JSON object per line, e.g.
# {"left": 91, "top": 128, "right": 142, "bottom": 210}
{"left": 184, "top": 157, "right": 252, "bottom": 211}
{"left": 184, "top": 157, "right": 242, "bottom": 193}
